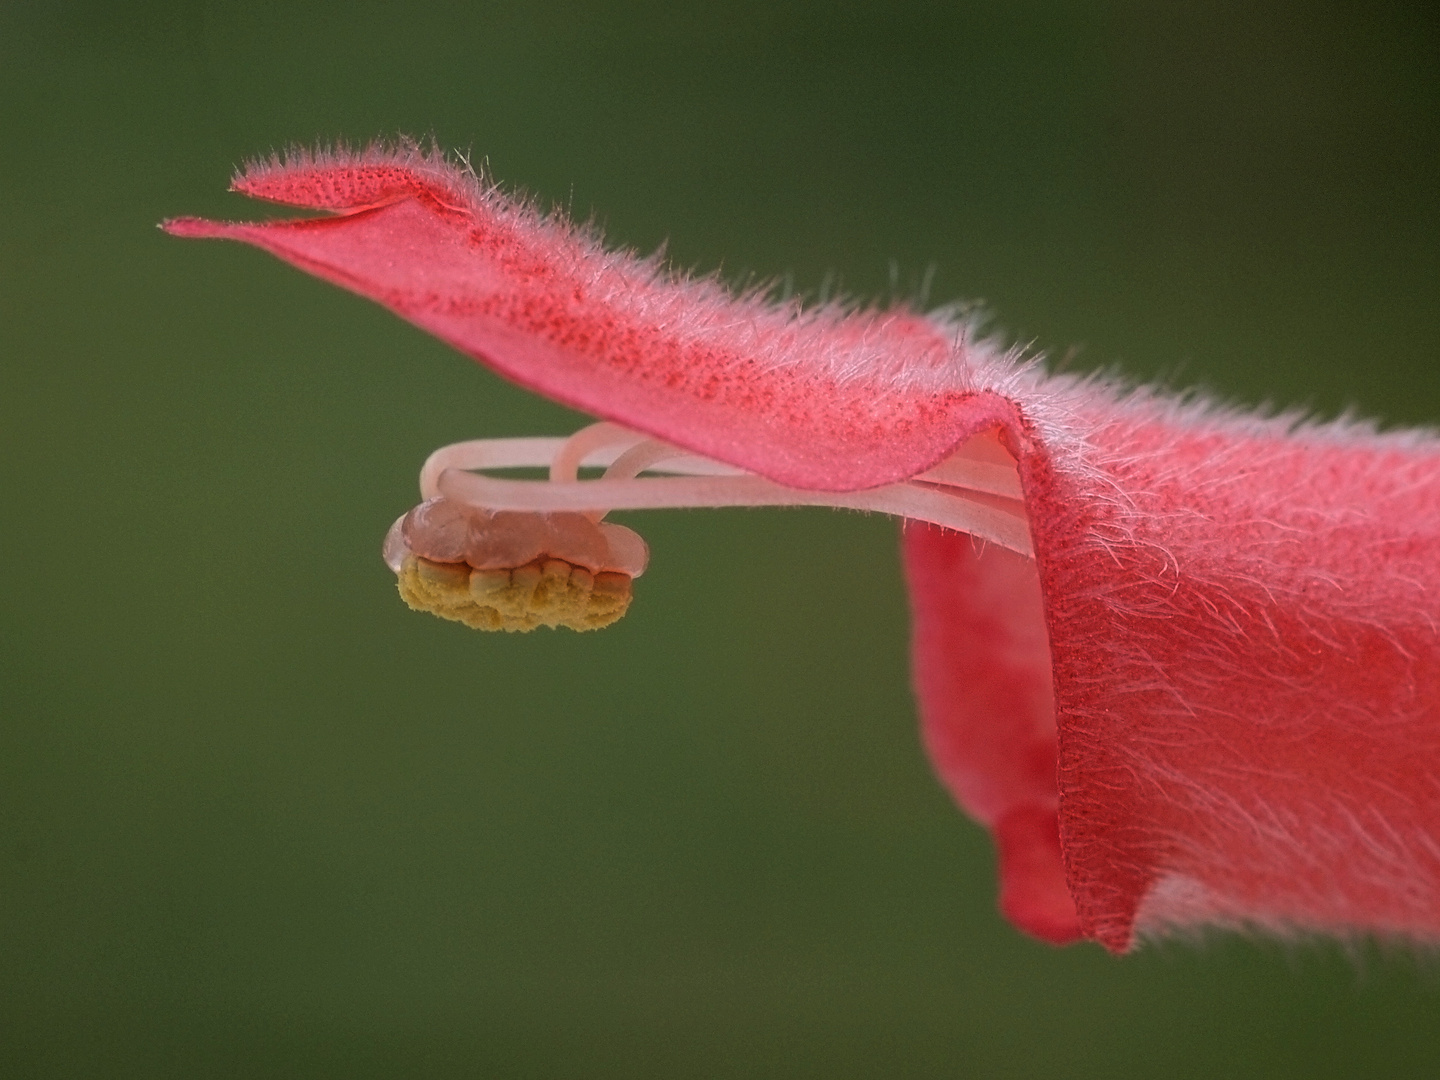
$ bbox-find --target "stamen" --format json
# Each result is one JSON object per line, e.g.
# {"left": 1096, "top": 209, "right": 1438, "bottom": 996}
{"left": 387, "top": 423, "right": 1032, "bottom": 632}
{"left": 435, "top": 459, "right": 1032, "bottom": 553}
{"left": 417, "top": 422, "right": 742, "bottom": 498}
{"left": 395, "top": 552, "right": 634, "bottom": 633}
{"left": 548, "top": 422, "right": 648, "bottom": 484}
{"left": 604, "top": 440, "right": 700, "bottom": 482}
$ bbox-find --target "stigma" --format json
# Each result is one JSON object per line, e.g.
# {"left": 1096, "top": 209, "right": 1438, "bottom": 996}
{"left": 384, "top": 422, "right": 1030, "bottom": 631}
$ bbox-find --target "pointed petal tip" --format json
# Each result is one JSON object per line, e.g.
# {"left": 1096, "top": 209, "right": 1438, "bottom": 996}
{"left": 227, "top": 140, "right": 480, "bottom": 214}
{"left": 161, "top": 216, "right": 232, "bottom": 239}
{"left": 171, "top": 144, "right": 1015, "bottom": 491}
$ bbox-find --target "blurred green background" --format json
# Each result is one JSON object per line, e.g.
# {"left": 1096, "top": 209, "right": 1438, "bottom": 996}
{"left": 3, "top": 1, "right": 1439, "bottom": 1076}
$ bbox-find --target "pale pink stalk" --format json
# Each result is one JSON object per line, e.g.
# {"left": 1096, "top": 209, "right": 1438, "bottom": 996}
{"left": 167, "top": 141, "right": 1440, "bottom": 951}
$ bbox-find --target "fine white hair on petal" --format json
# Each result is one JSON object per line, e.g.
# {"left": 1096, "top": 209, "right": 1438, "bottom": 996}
{"left": 237, "top": 139, "right": 1440, "bottom": 492}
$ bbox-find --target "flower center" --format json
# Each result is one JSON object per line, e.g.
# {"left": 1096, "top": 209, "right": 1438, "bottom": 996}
{"left": 384, "top": 422, "right": 1029, "bottom": 632}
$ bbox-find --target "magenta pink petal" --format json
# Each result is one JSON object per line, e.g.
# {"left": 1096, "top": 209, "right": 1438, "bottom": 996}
{"left": 164, "top": 144, "right": 1018, "bottom": 493}
{"left": 904, "top": 534, "right": 1081, "bottom": 944}
{"left": 168, "top": 142, "right": 1440, "bottom": 951}
{"left": 1021, "top": 414, "right": 1440, "bottom": 948}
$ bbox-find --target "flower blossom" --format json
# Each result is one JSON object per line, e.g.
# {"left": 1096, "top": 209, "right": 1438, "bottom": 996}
{"left": 166, "top": 142, "right": 1440, "bottom": 952}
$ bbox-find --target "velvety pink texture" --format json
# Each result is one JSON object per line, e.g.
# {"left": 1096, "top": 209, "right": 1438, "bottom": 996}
{"left": 907, "top": 395, "right": 1440, "bottom": 949}
{"left": 164, "top": 146, "right": 997, "bottom": 494}
{"left": 1013, "top": 411, "right": 1440, "bottom": 950}
{"left": 168, "top": 144, "right": 1440, "bottom": 951}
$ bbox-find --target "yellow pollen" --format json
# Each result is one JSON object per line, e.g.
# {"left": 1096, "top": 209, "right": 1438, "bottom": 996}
{"left": 396, "top": 554, "right": 632, "bottom": 632}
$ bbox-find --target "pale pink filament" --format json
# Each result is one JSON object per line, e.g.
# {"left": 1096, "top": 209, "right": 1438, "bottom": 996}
{"left": 396, "top": 423, "right": 1032, "bottom": 571}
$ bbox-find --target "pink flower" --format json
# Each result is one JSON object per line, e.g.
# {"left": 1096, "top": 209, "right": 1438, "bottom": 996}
{"left": 166, "top": 142, "right": 1440, "bottom": 952}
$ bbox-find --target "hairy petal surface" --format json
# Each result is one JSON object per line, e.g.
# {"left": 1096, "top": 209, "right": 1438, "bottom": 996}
{"left": 1036, "top": 412, "right": 1440, "bottom": 949}
{"left": 906, "top": 401, "right": 1440, "bottom": 950}
{"left": 170, "top": 143, "right": 1440, "bottom": 951}
{"left": 163, "top": 142, "right": 1027, "bottom": 492}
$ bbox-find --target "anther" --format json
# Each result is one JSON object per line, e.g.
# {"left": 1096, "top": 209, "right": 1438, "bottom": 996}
{"left": 395, "top": 553, "right": 634, "bottom": 632}
{"left": 399, "top": 496, "right": 645, "bottom": 575}
{"left": 384, "top": 487, "right": 647, "bottom": 632}
{"left": 385, "top": 421, "right": 1031, "bottom": 633}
